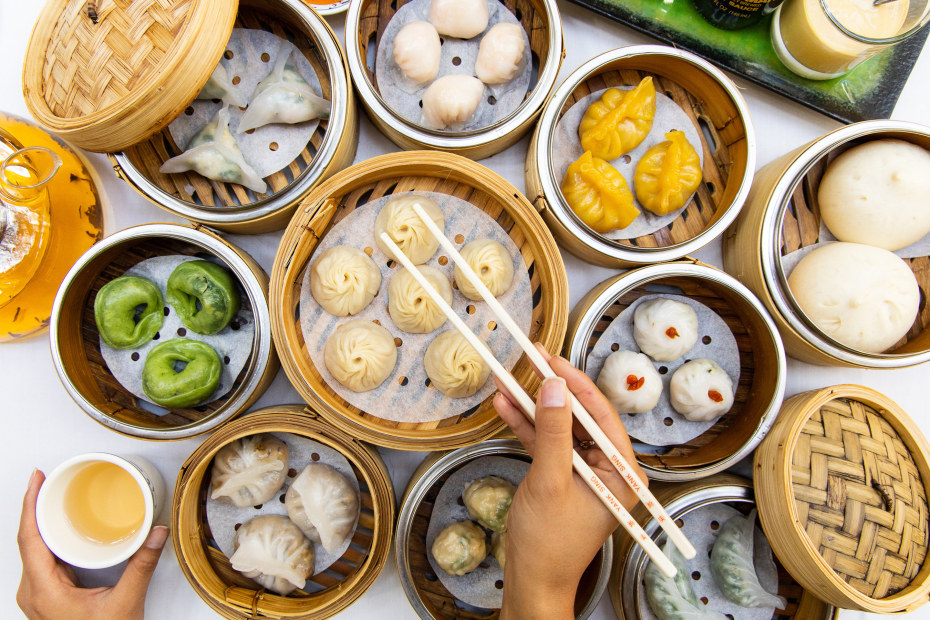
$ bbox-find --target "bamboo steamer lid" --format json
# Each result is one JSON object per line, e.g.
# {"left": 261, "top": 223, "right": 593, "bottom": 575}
{"left": 755, "top": 385, "right": 930, "bottom": 613}
{"left": 23, "top": 0, "right": 238, "bottom": 153}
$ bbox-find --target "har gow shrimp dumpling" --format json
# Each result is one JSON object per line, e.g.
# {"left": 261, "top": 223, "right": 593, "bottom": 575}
{"left": 432, "top": 521, "right": 487, "bottom": 576}
{"left": 596, "top": 350, "right": 663, "bottom": 414}
{"left": 634, "top": 130, "right": 703, "bottom": 216}
{"left": 424, "top": 330, "right": 491, "bottom": 398}
{"left": 310, "top": 246, "right": 381, "bottom": 316}
{"left": 669, "top": 359, "right": 734, "bottom": 422}
{"left": 579, "top": 77, "right": 656, "bottom": 160}
{"left": 210, "top": 434, "right": 289, "bottom": 509}
{"left": 420, "top": 75, "right": 485, "bottom": 131}
{"left": 324, "top": 320, "right": 398, "bottom": 392}
{"left": 429, "top": 0, "right": 490, "bottom": 39}
{"left": 285, "top": 463, "right": 360, "bottom": 554}
{"left": 788, "top": 242, "right": 919, "bottom": 353}
{"left": 375, "top": 195, "right": 445, "bottom": 264}
{"left": 454, "top": 239, "right": 514, "bottom": 300}
{"left": 388, "top": 266, "right": 453, "bottom": 334}
{"left": 818, "top": 139, "right": 930, "bottom": 251}
{"left": 561, "top": 151, "right": 639, "bottom": 233}
{"left": 475, "top": 23, "right": 526, "bottom": 85}
{"left": 230, "top": 515, "right": 314, "bottom": 596}
{"left": 393, "top": 21, "right": 442, "bottom": 87}
{"left": 633, "top": 298, "right": 699, "bottom": 362}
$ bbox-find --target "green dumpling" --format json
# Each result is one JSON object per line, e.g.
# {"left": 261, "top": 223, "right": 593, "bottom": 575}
{"left": 94, "top": 276, "right": 164, "bottom": 349}
{"left": 141, "top": 338, "right": 222, "bottom": 408}
{"left": 166, "top": 260, "right": 240, "bottom": 335}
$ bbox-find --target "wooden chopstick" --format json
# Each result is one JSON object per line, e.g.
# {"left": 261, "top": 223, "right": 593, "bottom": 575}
{"left": 410, "top": 203, "right": 697, "bottom": 561}
{"left": 378, "top": 231, "right": 678, "bottom": 578}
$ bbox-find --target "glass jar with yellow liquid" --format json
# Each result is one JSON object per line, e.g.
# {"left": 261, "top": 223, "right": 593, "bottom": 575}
{"left": 0, "top": 112, "right": 104, "bottom": 342}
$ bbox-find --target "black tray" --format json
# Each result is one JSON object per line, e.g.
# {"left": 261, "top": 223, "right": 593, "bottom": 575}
{"left": 569, "top": 0, "right": 929, "bottom": 123}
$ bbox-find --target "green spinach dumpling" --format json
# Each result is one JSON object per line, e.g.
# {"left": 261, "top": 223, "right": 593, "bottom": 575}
{"left": 166, "top": 260, "right": 240, "bottom": 335}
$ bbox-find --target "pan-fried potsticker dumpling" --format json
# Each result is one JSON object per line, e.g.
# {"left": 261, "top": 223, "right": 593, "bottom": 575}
{"left": 238, "top": 47, "right": 331, "bottom": 133}
{"left": 561, "top": 151, "right": 639, "bottom": 233}
{"left": 197, "top": 63, "right": 247, "bottom": 107}
{"left": 579, "top": 77, "right": 656, "bottom": 160}
{"left": 160, "top": 106, "right": 267, "bottom": 194}
{"left": 634, "top": 130, "right": 703, "bottom": 216}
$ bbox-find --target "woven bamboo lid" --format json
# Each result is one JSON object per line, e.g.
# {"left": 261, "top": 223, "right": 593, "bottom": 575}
{"left": 755, "top": 385, "right": 930, "bottom": 613}
{"left": 22, "top": 0, "right": 238, "bottom": 153}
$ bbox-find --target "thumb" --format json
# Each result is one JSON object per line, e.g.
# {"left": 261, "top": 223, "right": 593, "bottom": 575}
{"left": 112, "top": 526, "right": 169, "bottom": 603}
{"left": 531, "top": 377, "right": 573, "bottom": 484}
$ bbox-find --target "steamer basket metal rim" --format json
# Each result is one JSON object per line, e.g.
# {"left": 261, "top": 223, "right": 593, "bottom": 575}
{"left": 111, "top": 0, "right": 350, "bottom": 226}
{"left": 566, "top": 263, "right": 786, "bottom": 480}
{"left": 344, "top": 0, "right": 563, "bottom": 149}
{"left": 758, "top": 119, "right": 930, "bottom": 368}
{"left": 534, "top": 45, "right": 756, "bottom": 265}
{"left": 50, "top": 223, "right": 274, "bottom": 440}
{"left": 395, "top": 439, "right": 612, "bottom": 620}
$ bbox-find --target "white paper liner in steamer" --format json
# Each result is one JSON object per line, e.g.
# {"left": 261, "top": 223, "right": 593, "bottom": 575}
{"left": 552, "top": 88, "right": 704, "bottom": 239}
{"left": 638, "top": 503, "right": 780, "bottom": 620}
{"left": 168, "top": 29, "right": 324, "bottom": 181}
{"left": 98, "top": 255, "right": 255, "bottom": 412}
{"left": 206, "top": 433, "right": 361, "bottom": 579}
{"left": 298, "top": 192, "right": 533, "bottom": 424}
{"left": 374, "top": 0, "right": 532, "bottom": 132}
{"left": 583, "top": 294, "right": 739, "bottom": 447}
{"left": 425, "top": 456, "right": 530, "bottom": 609}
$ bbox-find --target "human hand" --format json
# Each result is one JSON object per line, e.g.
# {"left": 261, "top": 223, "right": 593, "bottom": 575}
{"left": 17, "top": 469, "right": 169, "bottom": 620}
{"left": 493, "top": 345, "right": 646, "bottom": 619}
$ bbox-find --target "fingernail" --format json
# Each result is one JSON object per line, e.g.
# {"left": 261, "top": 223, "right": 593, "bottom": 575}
{"left": 145, "top": 525, "right": 169, "bottom": 550}
{"left": 28, "top": 468, "right": 38, "bottom": 485}
{"left": 540, "top": 377, "right": 567, "bottom": 408}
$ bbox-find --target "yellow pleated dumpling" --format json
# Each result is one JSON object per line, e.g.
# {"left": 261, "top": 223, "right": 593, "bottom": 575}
{"left": 561, "top": 151, "right": 639, "bottom": 233}
{"left": 579, "top": 77, "right": 656, "bottom": 161}
{"left": 634, "top": 130, "right": 703, "bottom": 216}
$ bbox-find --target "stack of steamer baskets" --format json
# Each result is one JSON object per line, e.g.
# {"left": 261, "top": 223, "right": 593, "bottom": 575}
{"left": 23, "top": 0, "right": 357, "bottom": 233}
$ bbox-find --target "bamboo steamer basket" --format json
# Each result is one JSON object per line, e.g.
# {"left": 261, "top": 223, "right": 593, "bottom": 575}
{"left": 344, "top": 0, "right": 564, "bottom": 159}
{"left": 23, "top": 0, "right": 358, "bottom": 234}
{"left": 270, "top": 151, "right": 568, "bottom": 450}
{"left": 50, "top": 223, "right": 278, "bottom": 440}
{"left": 395, "top": 439, "right": 612, "bottom": 619}
{"left": 722, "top": 120, "right": 930, "bottom": 368}
{"left": 525, "top": 45, "right": 755, "bottom": 268}
{"left": 564, "top": 261, "right": 786, "bottom": 481}
{"left": 172, "top": 406, "right": 395, "bottom": 619}
{"left": 611, "top": 474, "right": 838, "bottom": 619}
{"left": 754, "top": 385, "right": 930, "bottom": 614}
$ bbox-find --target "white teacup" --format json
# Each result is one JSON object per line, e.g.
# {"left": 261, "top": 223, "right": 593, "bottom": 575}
{"left": 36, "top": 453, "right": 166, "bottom": 569}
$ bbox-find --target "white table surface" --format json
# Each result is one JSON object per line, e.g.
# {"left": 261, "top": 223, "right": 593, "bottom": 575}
{"left": 1, "top": 1, "right": 929, "bottom": 619}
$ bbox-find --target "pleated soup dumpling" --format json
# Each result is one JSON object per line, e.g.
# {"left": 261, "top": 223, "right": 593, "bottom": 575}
{"left": 429, "top": 0, "right": 489, "bottom": 39}
{"left": 561, "top": 151, "right": 639, "bottom": 233}
{"left": 634, "top": 130, "right": 703, "bottom": 216}
{"left": 595, "top": 350, "right": 662, "bottom": 414}
{"left": 432, "top": 521, "right": 487, "bottom": 576}
{"left": 463, "top": 475, "right": 515, "bottom": 532}
{"left": 787, "top": 242, "right": 920, "bottom": 353}
{"left": 420, "top": 75, "right": 486, "bottom": 130}
{"left": 229, "top": 515, "right": 314, "bottom": 596}
{"left": 324, "top": 320, "right": 397, "bottom": 392}
{"left": 375, "top": 195, "right": 445, "bottom": 264}
{"left": 454, "top": 238, "right": 514, "bottom": 300}
{"left": 579, "top": 77, "right": 656, "bottom": 161}
{"left": 669, "top": 359, "right": 734, "bottom": 422}
{"left": 632, "top": 298, "right": 698, "bottom": 362}
{"left": 285, "top": 463, "right": 360, "bottom": 554}
{"left": 310, "top": 246, "right": 381, "bottom": 316}
{"left": 210, "top": 434, "right": 289, "bottom": 508}
{"left": 388, "top": 266, "right": 453, "bottom": 333}
{"left": 424, "top": 330, "right": 491, "bottom": 398}
{"left": 475, "top": 23, "right": 525, "bottom": 85}
{"left": 393, "top": 20, "right": 442, "bottom": 88}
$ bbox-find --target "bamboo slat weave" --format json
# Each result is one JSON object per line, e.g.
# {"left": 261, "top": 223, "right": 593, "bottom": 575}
{"left": 791, "top": 398, "right": 929, "bottom": 599}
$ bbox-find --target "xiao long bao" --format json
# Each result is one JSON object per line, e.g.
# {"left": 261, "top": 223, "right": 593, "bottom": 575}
{"left": 324, "top": 320, "right": 398, "bottom": 392}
